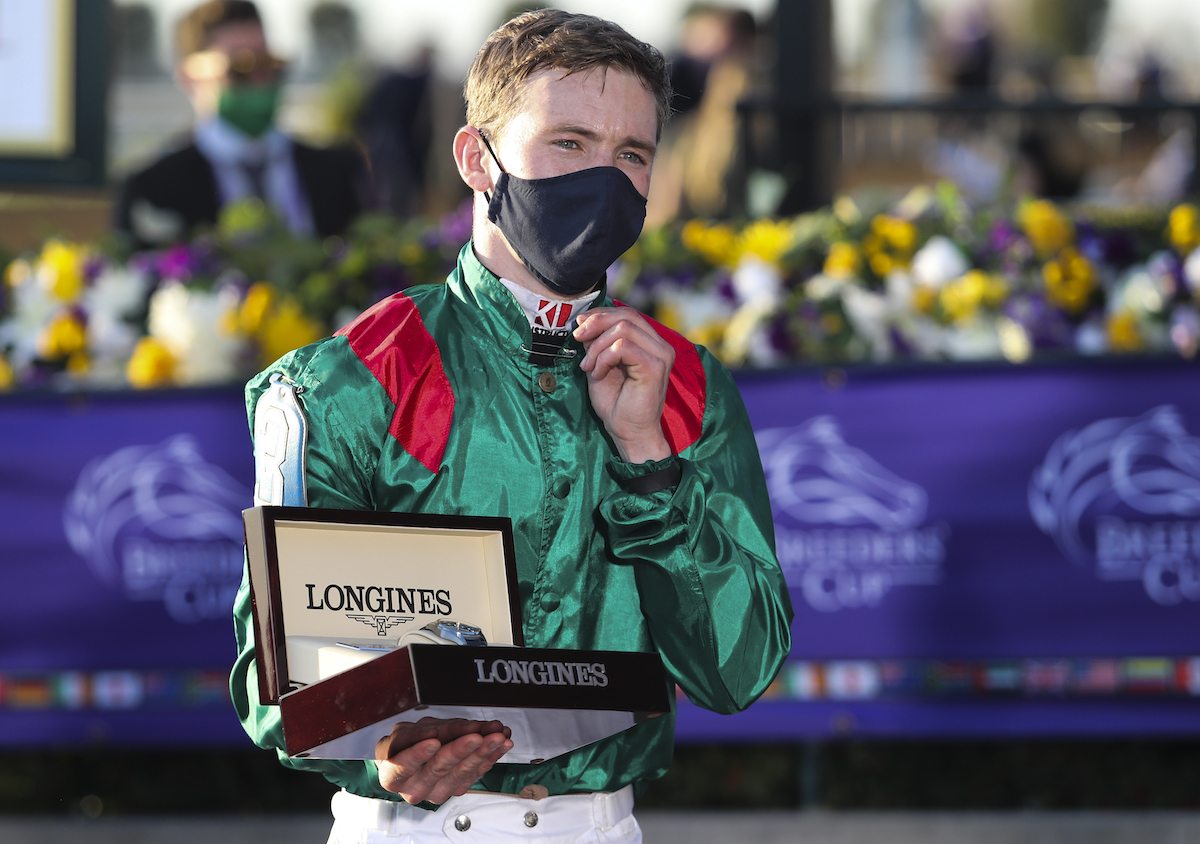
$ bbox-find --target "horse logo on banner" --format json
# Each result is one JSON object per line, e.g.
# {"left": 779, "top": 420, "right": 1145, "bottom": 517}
{"left": 63, "top": 435, "right": 250, "bottom": 623}
{"left": 757, "top": 415, "right": 948, "bottom": 612}
{"left": 1029, "top": 405, "right": 1200, "bottom": 606}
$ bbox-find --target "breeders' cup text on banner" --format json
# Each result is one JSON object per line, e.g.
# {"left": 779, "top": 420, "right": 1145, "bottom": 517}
{"left": 757, "top": 416, "right": 949, "bottom": 612}
{"left": 63, "top": 435, "right": 250, "bottom": 624}
{"left": 1030, "top": 405, "right": 1200, "bottom": 607}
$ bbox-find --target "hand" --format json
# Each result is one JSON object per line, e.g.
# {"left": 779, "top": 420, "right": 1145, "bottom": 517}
{"left": 574, "top": 307, "right": 674, "bottom": 464}
{"left": 375, "top": 717, "right": 513, "bottom": 805}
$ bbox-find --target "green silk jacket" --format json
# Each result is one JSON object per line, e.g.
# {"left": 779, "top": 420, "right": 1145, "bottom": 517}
{"left": 230, "top": 242, "right": 793, "bottom": 803}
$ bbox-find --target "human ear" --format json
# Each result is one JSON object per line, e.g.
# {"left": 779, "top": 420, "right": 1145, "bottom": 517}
{"left": 453, "top": 127, "right": 495, "bottom": 194}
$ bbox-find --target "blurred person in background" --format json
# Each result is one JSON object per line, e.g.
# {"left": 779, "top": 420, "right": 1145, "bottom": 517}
{"left": 114, "top": 0, "right": 368, "bottom": 249}
{"left": 355, "top": 44, "right": 436, "bottom": 219}
{"left": 647, "top": 4, "right": 762, "bottom": 224}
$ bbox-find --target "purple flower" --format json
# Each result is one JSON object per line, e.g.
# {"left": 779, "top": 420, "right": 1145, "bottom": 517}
{"left": 83, "top": 254, "right": 107, "bottom": 283}
{"left": 713, "top": 271, "right": 737, "bottom": 304}
{"left": 988, "top": 219, "right": 1020, "bottom": 253}
{"left": 765, "top": 312, "right": 796, "bottom": 357}
{"left": 1004, "top": 292, "right": 1072, "bottom": 349}
{"left": 157, "top": 245, "right": 194, "bottom": 281}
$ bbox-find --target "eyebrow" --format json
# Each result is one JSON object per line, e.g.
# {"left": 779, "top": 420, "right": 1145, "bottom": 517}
{"left": 549, "top": 124, "right": 657, "bottom": 158}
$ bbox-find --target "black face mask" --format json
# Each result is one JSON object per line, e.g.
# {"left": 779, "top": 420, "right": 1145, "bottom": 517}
{"left": 480, "top": 133, "right": 648, "bottom": 296}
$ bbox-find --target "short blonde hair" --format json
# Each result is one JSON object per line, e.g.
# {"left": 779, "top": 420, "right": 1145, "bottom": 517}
{"left": 465, "top": 9, "right": 672, "bottom": 142}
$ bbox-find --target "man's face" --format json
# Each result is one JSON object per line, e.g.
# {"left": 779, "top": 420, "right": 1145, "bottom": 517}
{"left": 180, "top": 20, "right": 281, "bottom": 114}
{"left": 487, "top": 67, "right": 658, "bottom": 198}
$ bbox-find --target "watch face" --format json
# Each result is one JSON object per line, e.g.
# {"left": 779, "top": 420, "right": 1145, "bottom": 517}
{"left": 434, "top": 620, "right": 487, "bottom": 645}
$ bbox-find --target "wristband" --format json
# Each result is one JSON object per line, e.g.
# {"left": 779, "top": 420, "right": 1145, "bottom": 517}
{"left": 621, "top": 461, "right": 682, "bottom": 495}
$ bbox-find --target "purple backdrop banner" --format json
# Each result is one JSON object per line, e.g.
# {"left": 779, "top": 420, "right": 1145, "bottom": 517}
{"left": 2, "top": 359, "right": 1200, "bottom": 747}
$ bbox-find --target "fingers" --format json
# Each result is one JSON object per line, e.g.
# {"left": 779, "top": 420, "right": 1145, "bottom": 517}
{"left": 375, "top": 718, "right": 513, "bottom": 805}
{"left": 574, "top": 309, "right": 674, "bottom": 381}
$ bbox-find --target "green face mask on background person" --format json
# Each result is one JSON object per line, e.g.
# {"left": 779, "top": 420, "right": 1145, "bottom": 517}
{"left": 218, "top": 85, "right": 280, "bottom": 138}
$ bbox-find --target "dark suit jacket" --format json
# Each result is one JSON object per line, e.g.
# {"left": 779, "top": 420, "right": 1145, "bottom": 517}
{"left": 115, "top": 137, "right": 368, "bottom": 249}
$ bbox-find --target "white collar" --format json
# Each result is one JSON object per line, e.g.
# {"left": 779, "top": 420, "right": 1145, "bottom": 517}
{"left": 499, "top": 278, "right": 601, "bottom": 333}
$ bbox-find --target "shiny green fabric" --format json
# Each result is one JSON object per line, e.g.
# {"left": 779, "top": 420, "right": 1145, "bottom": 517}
{"left": 230, "top": 242, "right": 793, "bottom": 805}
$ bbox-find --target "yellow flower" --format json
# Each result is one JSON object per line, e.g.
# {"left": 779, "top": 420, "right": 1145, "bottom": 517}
{"left": 36, "top": 311, "right": 87, "bottom": 360}
{"left": 869, "top": 252, "right": 894, "bottom": 277}
{"left": 37, "top": 240, "right": 86, "bottom": 302}
{"left": 938, "top": 270, "right": 1007, "bottom": 324}
{"left": 861, "top": 215, "right": 917, "bottom": 273}
{"left": 1106, "top": 310, "right": 1143, "bottom": 352}
{"left": 688, "top": 320, "right": 726, "bottom": 352}
{"left": 982, "top": 272, "right": 1009, "bottom": 308}
{"left": 66, "top": 350, "right": 90, "bottom": 376}
{"left": 872, "top": 214, "right": 917, "bottom": 254}
{"left": 823, "top": 242, "right": 861, "bottom": 278}
{"left": 681, "top": 220, "right": 739, "bottom": 267}
{"left": 913, "top": 285, "right": 938, "bottom": 314}
{"left": 1018, "top": 199, "right": 1074, "bottom": 258}
{"left": 1042, "top": 247, "right": 1096, "bottom": 314}
{"left": 1168, "top": 203, "right": 1200, "bottom": 255}
{"left": 655, "top": 304, "right": 725, "bottom": 351}
{"left": 737, "top": 219, "right": 793, "bottom": 266}
{"left": 256, "top": 296, "right": 323, "bottom": 367}
{"left": 233, "top": 282, "right": 276, "bottom": 335}
{"left": 127, "top": 337, "right": 177, "bottom": 388}
{"left": 0, "top": 354, "right": 14, "bottom": 391}
{"left": 655, "top": 303, "right": 686, "bottom": 334}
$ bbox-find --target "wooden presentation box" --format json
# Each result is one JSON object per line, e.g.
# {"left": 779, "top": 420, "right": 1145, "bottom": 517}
{"left": 243, "top": 506, "right": 670, "bottom": 763}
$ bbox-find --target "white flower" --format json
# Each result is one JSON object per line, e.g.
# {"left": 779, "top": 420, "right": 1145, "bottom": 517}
{"left": 805, "top": 273, "right": 844, "bottom": 301}
{"left": 0, "top": 266, "right": 58, "bottom": 368}
{"left": 86, "top": 265, "right": 151, "bottom": 319}
{"left": 84, "top": 266, "right": 153, "bottom": 368}
{"left": 654, "top": 284, "right": 733, "bottom": 334}
{"left": 147, "top": 281, "right": 246, "bottom": 385}
{"left": 1111, "top": 268, "right": 1167, "bottom": 317}
{"left": 722, "top": 299, "right": 775, "bottom": 366}
{"left": 884, "top": 268, "right": 916, "bottom": 312}
{"left": 840, "top": 285, "right": 892, "bottom": 362}
{"left": 731, "top": 256, "right": 782, "bottom": 306}
{"left": 942, "top": 317, "right": 1002, "bottom": 360}
{"left": 911, "top": 235, "right": 969, "bottom": 289}
{"left": 1184, "top": 246, "right": 1200, "bottom": 296}
{"left": 1075, "top": 319, "right": 1108, "bottom": 356}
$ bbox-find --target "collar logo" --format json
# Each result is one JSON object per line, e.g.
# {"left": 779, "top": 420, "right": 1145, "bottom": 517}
{"left": 534, "top": 300, "right": 574, "bottom": 330}
{"left": 1030, "top": 405, "right": 1200, "bottom": 606}
{"left": 757, "top": 416, "right": 948, "bottom": 612}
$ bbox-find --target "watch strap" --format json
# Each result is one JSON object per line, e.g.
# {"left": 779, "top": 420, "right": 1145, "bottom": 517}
{"left": 621, "top": 461, "right": 683, "bottom": 495}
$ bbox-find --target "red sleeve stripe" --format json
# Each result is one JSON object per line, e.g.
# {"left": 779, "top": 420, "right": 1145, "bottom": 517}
{"left": 613, "top": 300, "right": 706, "bottom": 454}
{"left": 336, "top": 293, "right": 453, "bottom": 473}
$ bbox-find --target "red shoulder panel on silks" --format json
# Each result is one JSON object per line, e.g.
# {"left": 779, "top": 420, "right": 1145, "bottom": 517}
{"left": 336, "top": 293, "right": 454, "bottom": 473}
{"left": 613, "top": 300, "right": 706, "bottom": 454}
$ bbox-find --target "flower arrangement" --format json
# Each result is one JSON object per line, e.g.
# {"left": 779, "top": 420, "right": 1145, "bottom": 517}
{"left": 1, "top": 183, "right": 1197, "bottom": 392}
{"left": 0, "top": 199, "right": 467, "bottom": 391}
{"left": 614, "top": 183, "right": 1200, "bottom": 368}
